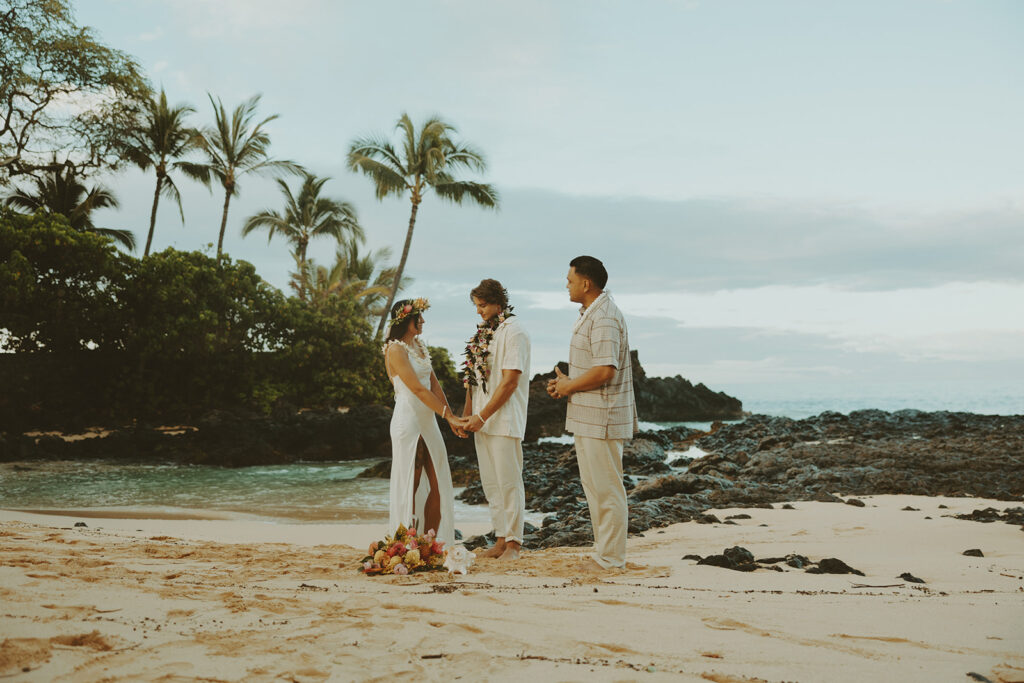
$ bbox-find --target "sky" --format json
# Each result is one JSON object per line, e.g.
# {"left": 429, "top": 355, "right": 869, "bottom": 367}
{"left": 66, "top": 0, "right": 1024, "bottom": 413}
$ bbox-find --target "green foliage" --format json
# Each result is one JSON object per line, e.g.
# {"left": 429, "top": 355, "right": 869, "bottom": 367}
{"left": 428, "top": 345, "right": 462, "bottom": 405}
{"left": 0, "top": 0, "right": 150, "bottom": 181}
{"left": 120, "top": 248, "right": 285, "bottom": 356}
{"left": 4, "top": 159, "right": 135, "bottom": 250}
{"left": 242, "top": 172, "right": 363, "bottom": 281}
{"left": 0, "top": 207, "right": 124, "bottom": 351}
{"left": 271, "top": 296, "right": 391, "bottom": 408}
{"left": 0, "top": 209, "right": 397, "bottom": 426}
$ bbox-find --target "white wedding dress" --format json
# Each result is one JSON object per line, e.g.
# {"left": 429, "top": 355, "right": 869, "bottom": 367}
{"left": 387, "top": 341, "right": 455, "bottom": 547}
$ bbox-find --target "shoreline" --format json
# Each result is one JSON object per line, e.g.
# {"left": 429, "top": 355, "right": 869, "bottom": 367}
{"left": 2, "top": 494, "right": 1022, "bottom": 681}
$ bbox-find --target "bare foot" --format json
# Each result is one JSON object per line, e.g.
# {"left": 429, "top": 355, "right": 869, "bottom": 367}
{"left": 479, "top": 542, "right": 505, "bottom": 559}
{"left": 576, "top": 558, "right": 607, "bottom": 573}
{"left": 498, "top": 544, "right": 521, "bottom": 561}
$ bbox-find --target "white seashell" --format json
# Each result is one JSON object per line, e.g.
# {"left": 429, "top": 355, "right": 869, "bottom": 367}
{"left": 443, "top": 545, "right": 475, "bottom": 575}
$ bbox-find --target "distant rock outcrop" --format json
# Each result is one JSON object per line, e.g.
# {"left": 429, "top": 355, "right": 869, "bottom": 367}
{"left": 525, "top": 351, "right": 743, "bottom": 440}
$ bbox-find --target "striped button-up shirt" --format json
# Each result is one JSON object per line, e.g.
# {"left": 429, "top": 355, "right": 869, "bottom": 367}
{"left": 565, "top": 292, "right": 638, "bottom": 440}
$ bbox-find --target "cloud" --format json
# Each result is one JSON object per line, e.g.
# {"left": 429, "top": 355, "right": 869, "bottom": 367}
{"left": 386, "top": 188, "right": 1024, "bottom": 292}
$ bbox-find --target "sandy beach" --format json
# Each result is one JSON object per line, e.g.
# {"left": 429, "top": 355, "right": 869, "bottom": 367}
{"left": 1, "top": 494, "right": 1022, "bottom": 682}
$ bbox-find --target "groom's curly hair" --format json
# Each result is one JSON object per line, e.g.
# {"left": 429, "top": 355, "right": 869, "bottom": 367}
{"left": 470, "top": 279, "right": 509, "bottom": 309}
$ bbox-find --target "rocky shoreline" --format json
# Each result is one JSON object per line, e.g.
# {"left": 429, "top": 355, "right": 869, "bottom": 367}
{"left": 456, "top": 409, "right": 1024, "bottom": 550}
{"left": 3, "top": 401, "right": 1022, "bottom": 550}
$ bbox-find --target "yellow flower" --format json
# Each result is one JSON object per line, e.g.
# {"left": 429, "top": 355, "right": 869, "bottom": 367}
{"left": 386, "top": 555, "right": 402, "bottom": 570}
{"left": 405, "top": 549, "right": 421, "bottom": 568}
{"left": 373, "top": 549, "right": 386, "bottom": 565}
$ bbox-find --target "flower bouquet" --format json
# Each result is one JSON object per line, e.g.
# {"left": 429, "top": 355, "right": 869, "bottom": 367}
{"left": 361, "top": 524, "right": 446, "bottom": 575}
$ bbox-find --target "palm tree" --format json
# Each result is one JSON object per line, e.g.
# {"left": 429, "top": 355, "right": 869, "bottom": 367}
{"left": 4, "top": 158, "right": 135, "bottom": 250}
{"left": 289, "top": 241, "right": 405, "bottom": 317}
{"left": 182, "top": 94, "right": 301, "bottom": 258}
{"left": 334, "top": 241, "right": 409, "bottom": 321}
{"left": 347, "top": 113, "right": 499, "bottom": 337}
{"left": 120, "top": 88, "right": 205, "bottom": 257}
{"left": 242, "top": 172, "right": 363, "bottom": 297}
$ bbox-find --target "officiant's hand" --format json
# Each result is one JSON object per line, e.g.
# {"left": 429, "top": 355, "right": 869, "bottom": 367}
{"left": 548, "top": 367, "right": 571, "bottom": 399}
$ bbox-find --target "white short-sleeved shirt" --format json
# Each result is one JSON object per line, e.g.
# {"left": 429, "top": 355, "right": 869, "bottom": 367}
{"left": 565, "top": 292, "right": 638, "bottom": 440}
{"left": 470, "top": 317, "right": 531, "bottom": 439}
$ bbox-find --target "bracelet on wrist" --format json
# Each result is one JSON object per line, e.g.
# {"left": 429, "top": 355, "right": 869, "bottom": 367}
{"left": 442, "top": 405, "right": 449, "bottom": 419}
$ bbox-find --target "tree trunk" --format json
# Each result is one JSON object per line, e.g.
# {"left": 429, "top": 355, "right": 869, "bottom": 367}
{"left": 376, "top": 198, "right": 420, "bottom": 339}
{"left": 144, "top": 175, "right": 161, "bottom": 258}
{"left": 217, "top": 188, "right": 232, "bottom": 259}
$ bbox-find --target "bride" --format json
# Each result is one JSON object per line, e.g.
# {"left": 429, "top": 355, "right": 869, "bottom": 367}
{"left": 383, "top": 298, "right": 465, "bottom": 547}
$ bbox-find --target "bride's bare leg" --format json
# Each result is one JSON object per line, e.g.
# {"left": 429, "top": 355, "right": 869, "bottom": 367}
{"left": 411, "top": 438, "right": 427, "bottom": 531}
{"left": 420, "top": 446, "right": 441, "bottom": 537}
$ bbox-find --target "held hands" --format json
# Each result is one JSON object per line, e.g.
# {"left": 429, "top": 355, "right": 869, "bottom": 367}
{"left": 464, "top": 414, "right": 486, "bottom": 433}
{"left": 546, "top": 366, "right": 571, "bottom": 399}
{"left": 446, "top": 412, "right": 470, "bottom": 438}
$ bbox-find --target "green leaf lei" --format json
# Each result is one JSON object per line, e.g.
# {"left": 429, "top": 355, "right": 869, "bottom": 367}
{"left": 462, "top": 306, "right": 514, "bottom": 392}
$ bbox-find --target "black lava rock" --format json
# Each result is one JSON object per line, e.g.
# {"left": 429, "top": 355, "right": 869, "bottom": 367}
{"left": 807, "top": 558, "right": 864, "bottom": 576}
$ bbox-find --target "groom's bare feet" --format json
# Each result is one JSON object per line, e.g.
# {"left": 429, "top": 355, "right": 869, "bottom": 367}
{"left": 576, "top": 558, "right": 607, "bottom": 573}
{"left": 498, "top": 542, "right": 521, "bottom": 561}
{"left": 479, "top": 540, "right": 506, "bottom": 559}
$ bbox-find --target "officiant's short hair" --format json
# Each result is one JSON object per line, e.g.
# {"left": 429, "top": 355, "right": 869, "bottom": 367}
{"left": 470, "top": 279, "right": 509, "bottom": 309}
{"left": 569, "top": 255, "right": 608, "bottom": 289}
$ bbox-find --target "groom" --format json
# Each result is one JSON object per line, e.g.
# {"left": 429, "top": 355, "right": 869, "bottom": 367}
{"left": 462, "top": 279, "right": 530, "bottom": 560}
{"left": 547, "top": 255, "right": 637, "bottom": 572}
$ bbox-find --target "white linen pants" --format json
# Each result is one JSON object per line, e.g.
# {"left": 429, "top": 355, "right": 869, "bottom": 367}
{"left": 574, "top": 435, "right": 627, "bottom": 569}
{"left": 474, "top": 432, "right": 526, "bottom": 545}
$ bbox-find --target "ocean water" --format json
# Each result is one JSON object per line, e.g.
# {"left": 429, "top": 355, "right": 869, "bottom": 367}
{"left": 3, "top": 386, "right": 1019, "bottom": 523}
{"left": 0, "top": 460, "right": 500, "bottom": 525}
{"left": 734, "top": 382, "right": 1024, "bottom": 420}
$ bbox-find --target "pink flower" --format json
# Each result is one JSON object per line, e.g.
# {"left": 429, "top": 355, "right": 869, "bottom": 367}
{"left": 363, "top": 561, "right": 373, "bottom": 571}
{"left": 394, "top": 563, "right": 409, "bottom": 575}
{"left": 387, "top": 542, "right": 406, "bottom": 557}
{"left": 431, "top": 541, "right": 444, "bottom": 555}
{"left": 403, "top": 305, "right": 412, "bottom": 314}
{"left": 408, "top": 528, "right": 417, "bottom": 537}
{"left": 408, "top": 539, "right": 418, "bottom": 550}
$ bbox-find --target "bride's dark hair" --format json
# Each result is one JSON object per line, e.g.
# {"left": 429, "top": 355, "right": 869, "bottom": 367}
{"left": 386, "top": 299, "right": 421, "bottom": 342}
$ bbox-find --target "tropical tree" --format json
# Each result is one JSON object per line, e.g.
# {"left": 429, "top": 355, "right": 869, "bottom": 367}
{"left": 333, "top": 240, "right": 409, "bottom": 321}
{"left": 288, "top": 254, "right": 385, "bottom": 311}
{"left": 182, "top": 94, "right": 301, "bottom": 259}
{"left": 242, "top": 172, "right": 363, "bottom": 296}
{"left": 120, "top": 88, "right": 205, "bottom": 257}
{"left": 3, "top": 158, "right": 135, "bottom": 250}
{"left": 347, "top": 113, "right": 499, "bottom": 337}
{"left": 0, "top": 0, "right": 149, "bottom": 182}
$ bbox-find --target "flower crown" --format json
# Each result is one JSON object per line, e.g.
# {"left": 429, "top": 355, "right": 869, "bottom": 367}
{"left": 389, "top": 297, "right": 430, "bottom": 328}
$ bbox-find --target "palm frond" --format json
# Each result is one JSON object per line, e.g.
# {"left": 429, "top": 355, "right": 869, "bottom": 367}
{"left": 347, "top": 156, "right": 408, "bottom": 199}
{"left": 159, "top": 176, "right": 186, "bottom": 223}
{"left": 92, "top": 227, "right": 137, "bottom": 251}
{"left": 432, "top": 180, "right": 499, "bottom": 208}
